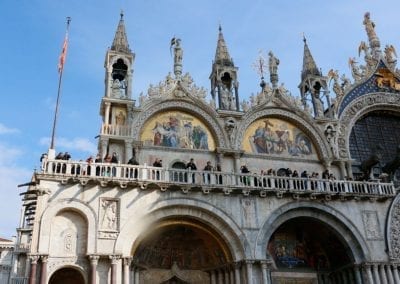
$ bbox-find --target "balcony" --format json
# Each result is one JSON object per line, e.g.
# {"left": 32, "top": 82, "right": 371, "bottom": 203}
{"left": 38, "top": 159, "right": 397, "bottom": 200}
{"left": 100, "top": 123, "right": 133, "bottom": 137}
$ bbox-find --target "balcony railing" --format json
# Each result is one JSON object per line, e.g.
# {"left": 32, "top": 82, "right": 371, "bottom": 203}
{"left": 40, "top": 159, "right": 397, "bottom": 197}
{"left": 11, "top": 277, "right": 28, "bottom": 284}
{"left": 101, "top": 123, "right": 133, "bottom": 137}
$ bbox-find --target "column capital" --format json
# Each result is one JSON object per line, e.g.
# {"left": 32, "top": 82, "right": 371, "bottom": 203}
{"left": 123, "top": 257, "right": 133, "bottom": 266}
{"left": 40, "top": 255, "right": 49, "bottom": 263}
{"left": 88, "top": 255, "right": 100, "bottom": 264}
{"left": 109, "top": 255, "right": 121, "bottom": 264}
{"left": 28, "top": 254, "right": 40, "bottom": 264}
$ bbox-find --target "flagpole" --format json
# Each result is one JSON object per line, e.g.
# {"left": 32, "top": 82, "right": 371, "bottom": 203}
{"left": 50, "top": 17, "right": 71, "bottom": 151}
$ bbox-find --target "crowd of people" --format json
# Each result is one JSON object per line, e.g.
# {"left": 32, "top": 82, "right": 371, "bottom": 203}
{"left": 49, "top": 152, "right": 345, "bottom": 189}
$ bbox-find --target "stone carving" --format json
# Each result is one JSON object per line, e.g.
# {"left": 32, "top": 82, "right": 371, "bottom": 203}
{"left": 268, "top": 51, "right": 279, "bottom": 88}
{"left": 240, "top": 198, "right": 258, "bottom": 228}
{"left": 224, "top": 117, "right": 236, "bottom": 146}
{"left": 64, "top": 230, "right": 74, "bottom": 253}
{"left": 328, "top": 69, "right": 345, "bottom": 112}
{"left": 241, "top": 99, "right": 250, "bottom": 112}
{"left": 100, "top": 199, "right": 118, "bottom": 231}
{"left": 358, "top": 41, "right": 376, "bottom": 71}
{"left": 171, "top": 37, "right": 183, "bottom": 79}
{"left": 362, "top": 211, "right": 381, "bottom": 240}
{"left": 348, "top": 57, "right": 363, "bottom": 82}
{"left": 384, "top": 45, "right": 397, "bottom": 69}
{"left": 389, "top": 198, "right": 400, "bottom": 259}
{"left": 325, "top": 124, "right": 339, "bottom": 158}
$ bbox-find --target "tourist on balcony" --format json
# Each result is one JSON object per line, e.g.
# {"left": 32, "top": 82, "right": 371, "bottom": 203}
{"left": 203, "top": 161, "right": 213, "bottom": 184}
{"left": 95, "top": 154, "right": 102, "bottom": 176}
{"left": 240, "top": 165, "right": 250, "bottom": 186}
{"left": 85, "top": 156, "right": 93, "bottom": 176}
{"left": 186, "top": 158, "right": 197, "bottom": 183}
{"left": 292, "top": 170, "right": 299, "bottom": 190}
{"left": 301, "top": 170, "right": 309, "bottom": 190}
{"left": 128, "top": 156, "right": 139, "bottom": 178}
{"left": 215, "top": 164, "right": 223, "bottom": 185}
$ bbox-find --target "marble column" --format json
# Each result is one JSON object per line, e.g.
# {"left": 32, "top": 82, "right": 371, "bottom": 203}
{"left": 260, "top": 261, "right": 270, "bottom": 284}
{"left": 353, "top": 265, "right": 362, "bottom": 284}
{"left": 109, "top": 255, "right": 120, "bottom": 284}
{"left": 363, "top": 264, "right": 374, "bottom": 284}
{"left": 210, "top": 270, "right": 217, "bottom": 284}
{"left": 134, "top": 266, "right": 140, "bottom": 284}
{"left": 234, "top": 262, "right": 241, "bottom": 284}
{"left": 380, "top": 264, "right": 388, "bottom": 284}
{"left": 217, "top": 269, "right": 224, "bottom": 284}
{"left": 39, "top": 255, "right": 48, "bottom": 284}
{"left": 386, "top": 264, "right": 394, "bottom": 284}
{"left": 224, "top": 268, "right": 229, "bottom": 284}
{"left": 105, "top": 102, "right": 111, "bottom": 125}
{"left": 28, "top": 255, "right": 39, "bottom": 284}
{"left": 100, "top": 139, "right": 108, "bottom": 159}
{"left": 123, "top": 257, "right": 132, "bottom": 284}
{"left": 230, "top": 266, "right": 235, "bottom": 284}
{"left": 373, "top": 264, "right": 381, "bottom": 284}
{"left": 89, "top": 255, "right": 99, "bottom": 284}
{"left": 245, "top": 261, "right": 253, "bottom": 284}
{"left": 391, "top": 265, "right": 400, "bottom": 284}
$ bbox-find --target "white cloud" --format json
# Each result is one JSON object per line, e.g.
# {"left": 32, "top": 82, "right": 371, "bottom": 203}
{"left": 0, "top": 123, "right": 19, "bottom": 135}
{"left": 0, "top": 142, "right": 31, "bottom": 238}
{"left": 39, "top": 136, "right": 97, "bottom": 154}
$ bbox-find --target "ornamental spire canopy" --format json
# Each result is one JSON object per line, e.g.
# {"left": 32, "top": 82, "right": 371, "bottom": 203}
{"left": 111, "top": 11, "right": 131, "bottom": 53}
{"left": 214, "top": 25, "right": 233, "bottom": 66}
{"left": 301, "top": 37, "right": 321, "bottom": 81}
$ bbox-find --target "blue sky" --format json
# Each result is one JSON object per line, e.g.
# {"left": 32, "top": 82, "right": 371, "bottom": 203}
{"left": 0, "top": 0, "right": 399, "bottom": 238}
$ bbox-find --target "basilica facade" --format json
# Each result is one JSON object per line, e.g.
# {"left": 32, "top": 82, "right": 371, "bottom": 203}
{"left": 10, "top": 12, "right": 400, "bottom": 284}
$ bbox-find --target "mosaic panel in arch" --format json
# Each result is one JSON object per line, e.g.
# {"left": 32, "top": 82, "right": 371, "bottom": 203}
{"left": 242, "top": 118, "right": 317, "bottom": 158}
{"left": 141, "top": 111, "right": 216, "bottom": 150}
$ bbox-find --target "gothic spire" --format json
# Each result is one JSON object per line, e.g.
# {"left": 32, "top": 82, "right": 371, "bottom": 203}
{"left": 111, "top": 11, "right": 131, "bottom": 53}
{"left": 301, "top": 37, "right": 321, "bottom": 81}
{"left": 214, "top": 25, "right": 233, "bottom": 66}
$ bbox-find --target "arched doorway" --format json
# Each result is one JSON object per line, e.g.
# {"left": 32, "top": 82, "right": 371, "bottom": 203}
{"left": 170, "top": 161, "right": 187, "bottom": 183}
{"left": 132, "top": 219, "right": 233, "bottom": 284}
{"left": 267, "top": 217, "right": 354, "bottom": 283}
{"left": 49, "top": 267, "right": 85, "bottom": 284}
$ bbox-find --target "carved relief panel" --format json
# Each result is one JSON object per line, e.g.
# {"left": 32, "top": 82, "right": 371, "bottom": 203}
{"left": 98, "top": 198, "right": 119, "bottom": 239}
{"left": 362, "top": 210, "right": 382, "bottom": 240}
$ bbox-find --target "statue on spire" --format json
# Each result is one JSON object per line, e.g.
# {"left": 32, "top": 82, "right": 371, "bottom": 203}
{"left": 363, "top": 12, "right": 381, "bottom": 58}
{"left": 171, "top": 37, "right": 183, "bottom": 79}
{"left": 268, "top": 51, "right": 279, "bottom": 88}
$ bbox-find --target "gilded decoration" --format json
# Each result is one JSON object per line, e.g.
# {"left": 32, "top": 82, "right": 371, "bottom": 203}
{"left": 242, "top": 118, "right": 316, "bottom": 158}
{"left": 141, "top": 111, "right": 216, "bottom": 150}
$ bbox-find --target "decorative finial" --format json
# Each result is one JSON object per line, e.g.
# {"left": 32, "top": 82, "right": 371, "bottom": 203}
{"left": 120, "top": 10, "right": 124, "bottom": 20}
{"left": 303, "top": 33, "right": 306, "bottom": 44}
{"left": 219, "top": 23, "right": 222, "bottom": 32}
{"left": 252, "top": 50, "right": 268, "bottom": 90}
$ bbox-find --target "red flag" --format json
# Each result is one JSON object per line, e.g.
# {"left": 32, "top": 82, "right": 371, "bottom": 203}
{"left": 58, "top": 32, "right": 68, "bottom": 73}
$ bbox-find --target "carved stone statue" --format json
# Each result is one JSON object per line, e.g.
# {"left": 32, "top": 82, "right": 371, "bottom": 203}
{"left": 268, "top": 51, "right": 279, "bottom": 88}
{"left": 384, "top": 44, "right": 397, "bottom": 69}
{"left": 363, "top": 13, "right": 377, "bottom": 41}
{"left": 171, "top": 37, "right": 183, "bottom": 78}
{"left": 241, "top": 100, "right": 249, "bottom": 112}
{"left": 313, "top": 92, "right": 324, "bottom": 118}
{"left": 220, "top": 85, "right": 230, "bottom": 109}
{"left": 382, "top": 145, "right": 400, "bottom": 181}
{"left": 348, "top": 57, "right": 363, "bottom": 81}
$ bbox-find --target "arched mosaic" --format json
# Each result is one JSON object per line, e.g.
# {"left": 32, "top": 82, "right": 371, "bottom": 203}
{"left": 242, "top": 118, "right": 317, "bottom": 158}
{"left": 140, "top": 111, "right": 216, "bottom": 151}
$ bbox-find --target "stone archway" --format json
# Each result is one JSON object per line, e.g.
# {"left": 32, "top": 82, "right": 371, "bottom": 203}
{"left": 131, "top": 218, "right": 234, "bottom": 284}
{"left": 267, "top": 217, "right": 356, "bottom": 283}
{"left": 49, "top": 267, "right": 85, "bottom": 284}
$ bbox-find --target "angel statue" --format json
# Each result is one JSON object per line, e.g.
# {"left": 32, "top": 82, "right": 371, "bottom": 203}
{"left": 328, "top": 69, "right": 344, "bottom": 102}
{"left": 384, "top": 44, "right": 397, "bottom": 69}
{"left": 358, "top": 41, "right": 375, "bottom": 70}
{"left": 348, "top": 57, "right": 363, "bottom": 82}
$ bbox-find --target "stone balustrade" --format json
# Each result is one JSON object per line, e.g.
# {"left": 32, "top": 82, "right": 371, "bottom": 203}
{"left": 40, "top": 159, "right": 396, "bottom": 197}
